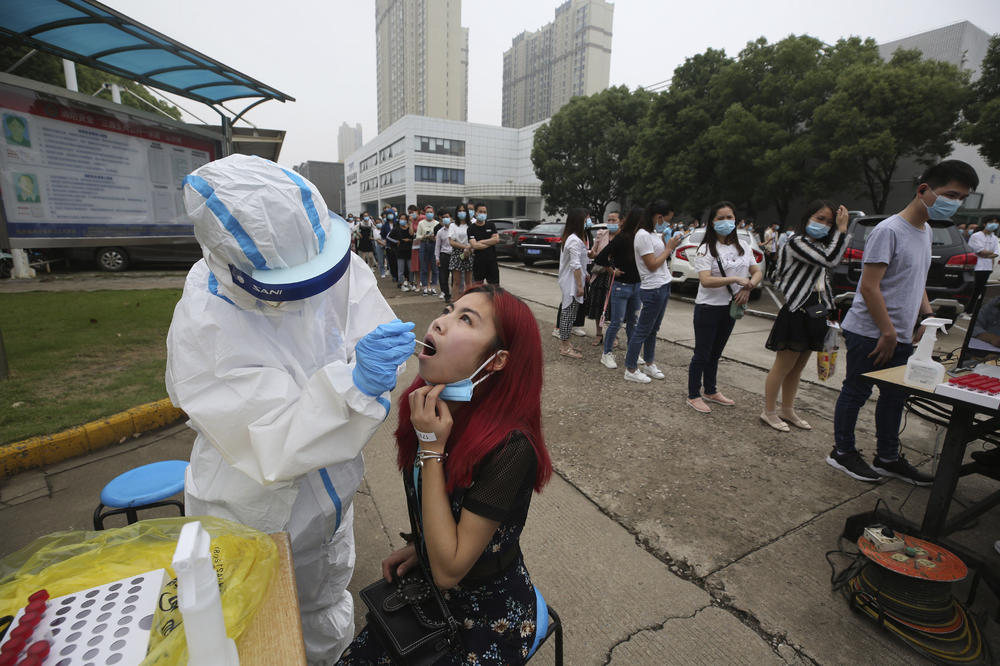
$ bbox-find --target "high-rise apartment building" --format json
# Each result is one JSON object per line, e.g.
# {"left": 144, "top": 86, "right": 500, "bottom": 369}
{"left": 502, "top": 0, "right": 613, "bottom": 129}
{"left": 375, "top": 0, "right": 469, "bottom": 133}
{"left": 337, "top": 122, "right": 363, "bottom": 162}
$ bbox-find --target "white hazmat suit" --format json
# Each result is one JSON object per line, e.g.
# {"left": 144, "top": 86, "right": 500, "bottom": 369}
{"left": 165, "top": 154, "right": 401, "bottom": 664}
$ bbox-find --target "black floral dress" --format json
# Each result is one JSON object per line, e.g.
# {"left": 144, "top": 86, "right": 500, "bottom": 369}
{"left": 338, "top": 433, "right": 540, "bottom": 665}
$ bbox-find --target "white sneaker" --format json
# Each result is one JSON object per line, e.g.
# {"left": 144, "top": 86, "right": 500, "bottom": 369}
{"left": 438, "top": 292, "right": 446, "bottom": 300}
{"left": 551, "top": 329, "right": 561, "bottom": 339}
{"left": 641, "top": 363, "right": 665, "bottom": 380}
{"left": 401, "top": 282, "right": 411, "bottom": 292}
{"left": 572, "top": 327, "right": 587, "bottom": 337}
{"left": 624, "top": 369, "right": 651, "bottom": 384}
{"left": 430, "top": 288, "right": 437, "bottom": 295}
{"left": 637, "top": 357, "right": 646, "bottom": 366}
{"left": 422, "top": 288, "right": 429, "bottom": 295}
{"left": 600, "top": 353, "right": 617, "bottom": 369}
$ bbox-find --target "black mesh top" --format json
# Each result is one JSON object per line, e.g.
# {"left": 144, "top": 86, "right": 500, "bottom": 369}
{"left": 460, "top": 431, "right": 537, "bottom": 522}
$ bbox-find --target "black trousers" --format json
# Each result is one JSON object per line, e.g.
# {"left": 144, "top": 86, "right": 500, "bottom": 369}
{"left": 439, "top": 255, "right": 452, "bottom": 301}
{"left": 386, "top": 246, "right": 398, "bottom": 281}
{"left": 473, "top": 257, "right": 500, "bottom": 285}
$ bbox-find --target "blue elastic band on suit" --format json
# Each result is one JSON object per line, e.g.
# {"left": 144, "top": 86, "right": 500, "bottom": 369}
{"left": 184, "top": 175, "right": 268, "bottom": 270}
{"left": 376, "top": 396, "right": 391, "bottom": 414}
{"left": 280, "top": 168, "right": 325, "bottom": 252}
{"left": 318, "top": 468, "right": 343, "bottom": 532}
{"left": 207, "top": 271, "right": 235, "bottom": 305}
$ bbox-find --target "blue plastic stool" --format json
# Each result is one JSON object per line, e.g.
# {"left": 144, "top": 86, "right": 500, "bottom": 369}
{"left": 527, "top": 586, "right": 563, "bottom": 664}
{"left": 93, "top": 460, "right": 188, "bottom": 530}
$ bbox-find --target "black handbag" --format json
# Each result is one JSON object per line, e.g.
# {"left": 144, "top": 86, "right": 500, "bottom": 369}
{"left": 801, "top": 302, "right": 829, "bottom": 319}
{"left": 359, "top": 465, "right": 461, "bottom": 665}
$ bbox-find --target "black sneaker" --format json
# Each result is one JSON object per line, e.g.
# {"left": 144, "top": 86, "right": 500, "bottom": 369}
{"left": 826, "top": 449, "right": 881, "bottom": 482}
{"left": 872, "top": 454, "right": 934, "bottom": 486}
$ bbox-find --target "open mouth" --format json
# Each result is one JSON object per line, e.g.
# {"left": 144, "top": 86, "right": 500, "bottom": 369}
{"left": 419, "top": 336, "right": 437, "bottom": 357}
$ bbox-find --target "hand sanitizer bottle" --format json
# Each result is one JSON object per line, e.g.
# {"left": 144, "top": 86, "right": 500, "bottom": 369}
{"left": 172, "top": 521, "right": 240, "bottom": 666}
{"left": 904, "top": 317, "right": 951, "bottom": 390}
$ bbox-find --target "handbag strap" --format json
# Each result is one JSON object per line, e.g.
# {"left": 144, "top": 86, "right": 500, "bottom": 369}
{"left": 714, "top": 252, "right": 740, "bottom": 296}
{"left": 404, "top": 463, "right": 461, "bottom": 639}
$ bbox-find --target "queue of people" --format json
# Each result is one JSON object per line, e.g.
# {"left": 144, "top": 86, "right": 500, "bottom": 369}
{"left": 345, "top": 202, "right": 501, "bottom": 301}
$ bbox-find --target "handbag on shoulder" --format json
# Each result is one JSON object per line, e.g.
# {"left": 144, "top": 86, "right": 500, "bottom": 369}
{"left": 359, "top": 465, "right": 461, "bottom": 665}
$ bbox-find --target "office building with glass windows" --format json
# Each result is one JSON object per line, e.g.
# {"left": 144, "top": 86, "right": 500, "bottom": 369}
{"left": 344, "top": 115, "right": 546, "bottom": 218}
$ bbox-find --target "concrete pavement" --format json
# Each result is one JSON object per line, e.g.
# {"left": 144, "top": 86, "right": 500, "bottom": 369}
{"left": 1, "top": 266, "right": 998, "bottom": 664}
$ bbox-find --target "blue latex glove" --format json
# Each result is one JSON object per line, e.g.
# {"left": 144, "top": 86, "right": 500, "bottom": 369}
{"left": 352, "top": 319, "right": 416, "bottom": 396}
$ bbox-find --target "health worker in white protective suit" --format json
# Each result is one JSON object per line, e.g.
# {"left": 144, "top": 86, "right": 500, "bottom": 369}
{"left": 165, "top": 154, "right": 415, "bottom": 664}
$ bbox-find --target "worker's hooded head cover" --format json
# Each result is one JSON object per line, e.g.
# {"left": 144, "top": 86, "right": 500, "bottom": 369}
{"left": 183, "top": 154, "right": 351, "bottom": 307}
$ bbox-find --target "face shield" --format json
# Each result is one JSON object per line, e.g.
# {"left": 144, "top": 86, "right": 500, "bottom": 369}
{"left": 183, "top": 154, "right": 352, "bottom": 306}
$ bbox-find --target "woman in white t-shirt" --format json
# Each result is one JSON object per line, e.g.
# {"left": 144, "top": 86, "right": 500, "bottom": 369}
{"left": 686, "top": 200, "right": 762, "bottom": 413}
{"left": 623, "top": 200, "right": 682, "bottom": 383}
{"left": 557, "top": 209, "right": 589, "bottom": 358}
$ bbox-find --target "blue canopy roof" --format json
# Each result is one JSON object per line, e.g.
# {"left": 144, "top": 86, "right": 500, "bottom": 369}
{"left": 0, "top": 0, "right": 293, "bottom": 109}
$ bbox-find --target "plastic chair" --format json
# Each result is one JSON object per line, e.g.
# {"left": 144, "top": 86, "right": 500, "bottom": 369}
{"left": 93, "top": 460, "right": 188, "bottom": 530}
{"left": 527, "top": 586, "right": 563, "bottom": 665}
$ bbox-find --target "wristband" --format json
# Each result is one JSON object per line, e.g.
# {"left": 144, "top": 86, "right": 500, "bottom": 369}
{"left": 414, "top": 428, "right": 437, "bottom": 442}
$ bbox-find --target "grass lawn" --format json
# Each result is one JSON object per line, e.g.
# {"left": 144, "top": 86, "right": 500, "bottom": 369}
{"left": 0, "top": 289, "right": 182, "bottom": 444}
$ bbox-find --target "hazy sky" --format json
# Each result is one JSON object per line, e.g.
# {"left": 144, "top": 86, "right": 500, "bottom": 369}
{"left": 103, "top": 1, "right": 1000, "bottom": 167}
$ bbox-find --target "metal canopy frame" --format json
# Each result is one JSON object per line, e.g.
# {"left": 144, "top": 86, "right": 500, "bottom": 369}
{"left": 0, "top": 0, "right": 294, "bottom": 146}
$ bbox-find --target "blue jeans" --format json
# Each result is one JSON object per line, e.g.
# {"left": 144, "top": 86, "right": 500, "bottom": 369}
{"left": 603, "top": 282, "right": 640, "bottom": 354}
{"left": 833, "top": 330, "right": 913, "bottom": 460}
{"left": 625, "top": 283, "right": 670, "bottom": 370}
{"left": 419, "top": 243, "right": 438, "bottom": 287}
{"left": 687, "top": 304, "right": 736, "bottom": 399}
{"left": 373, "top": 242, "right": 385, "bottom": 275}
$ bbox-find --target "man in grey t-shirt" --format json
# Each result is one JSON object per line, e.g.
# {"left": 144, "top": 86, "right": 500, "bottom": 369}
{"left": 829, "top": 160, "right": 979, "bottom": 486}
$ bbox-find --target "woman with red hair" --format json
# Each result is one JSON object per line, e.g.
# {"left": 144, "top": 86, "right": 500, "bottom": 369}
{"left": 339, "top": 284, "right": 553, "bottom": 665}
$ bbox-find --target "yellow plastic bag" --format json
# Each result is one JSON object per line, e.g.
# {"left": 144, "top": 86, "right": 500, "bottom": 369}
{"left": 0, "top": 516, "right": 278, "bottom": 665}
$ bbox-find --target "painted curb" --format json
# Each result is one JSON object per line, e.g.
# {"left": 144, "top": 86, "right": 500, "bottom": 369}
{"left": 0, "top": 398, "right": 185, "bottom": 480}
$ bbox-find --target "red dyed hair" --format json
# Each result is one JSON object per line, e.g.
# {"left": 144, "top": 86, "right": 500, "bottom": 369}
{"left": 395, "top": 284, "right": 552, "bottom": 493}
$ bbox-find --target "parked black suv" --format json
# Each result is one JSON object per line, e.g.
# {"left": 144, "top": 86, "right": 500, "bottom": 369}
{"left": 830, "top": 216, "right": 975, "bottom": 306}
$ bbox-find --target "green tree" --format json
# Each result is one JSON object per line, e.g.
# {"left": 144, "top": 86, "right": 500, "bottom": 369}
{"left": 627, "top": 49, "right": 733, "bottom": 211}
{"left": 812, "top": 48, "right": 969, "bottom": 213}
{"left": 961, "top": 34, "right": 1000, "bottom": 169}
{"left": 531, "top": 85, "right": 651, "bottom": 218}
{"left": 0, "top": 45, "right": 182, "bottom": 120}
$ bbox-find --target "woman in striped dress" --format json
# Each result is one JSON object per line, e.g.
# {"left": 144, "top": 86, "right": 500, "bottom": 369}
{"left": 761, "top": 201, "right": 850, "bottom": 431}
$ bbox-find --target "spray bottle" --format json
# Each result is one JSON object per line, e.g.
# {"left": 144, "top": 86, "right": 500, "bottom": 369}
{"left": 904, "top": 317, "right": 952, "bottom": 390}
{"left": 171, "top": 521, "right": 240, "bottom": 666}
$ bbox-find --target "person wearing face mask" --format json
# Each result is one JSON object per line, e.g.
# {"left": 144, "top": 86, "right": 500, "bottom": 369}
{"left": 623, "top": 200, "right": 682, "bottom": 384}
{"left": 830, "top": 160, "right": 979, "bottom": 485}
{"left": 686, "top": 201, "right": 762, "bottom": 412}
{"left": 389, "top": 213, "right": 415, "bottom": 291}
{"left": 434, "top": 210, "right": 454, "bottom": 303}
{"left": 417, "top": 204, "right": 439, "bottom": 295}
{"left": 373, "top": 215, "right": 388, "bottom": 278}
{"left": 594, "top": 206, "right": 643, "bottom": 368}
{"left": 381, "top": 209, "right": 398, "bottom": 282}
{"left": 557, "top": 209, "right": 589, "bottom": 358}
{"left": 586, "top": 211, "right": 619, "bottom": 347}
{"left": 166, "top": 155, "right": 415, "bottom": 664}
{"left": 338, "top": 285, "right": 553, "bottom": 665}
{"left": 968, "top": 214, "right": 1000, "bottom": 315}
{"left": 354, "top": 213, "right": 376, "bottom": 271}
{"left": 469, "top": 202, "right": 501, "bottom": 285}
{"left": 761, "top": 200, "right": 850, "bottom": 432}
{"left": 449, "top": 203, "right": 475, "bottom": 294}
